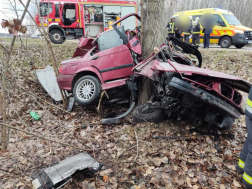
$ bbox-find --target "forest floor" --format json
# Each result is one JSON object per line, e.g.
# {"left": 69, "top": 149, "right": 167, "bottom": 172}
{"left": 0, "top": 43, "right": 252, "bottom": 189}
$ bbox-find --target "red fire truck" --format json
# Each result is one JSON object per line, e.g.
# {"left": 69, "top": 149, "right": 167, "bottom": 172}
{"left": 35, "top": 0, "right": 137, "bottom": 44}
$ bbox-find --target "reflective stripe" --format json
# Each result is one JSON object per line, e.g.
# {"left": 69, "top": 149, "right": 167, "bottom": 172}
{"left": 193, "top": 32, "right": 201, "bottom": 34}
{"left": 239, "top": 159, "right": 245, "bottom": 169}
{"left": 246, "top": 104, "right": 252, "bottom": 114}
{"left": 167, "top": 22, "right": 175, "bottom": 34}
{"left": 183, "top": 32, "right": 191, "bottom": 35}
{"left": 248, "top": 99, "right": 252, "bottom": 108}
{"left": 243, "top": 172, "right": 252, "bottom": 185}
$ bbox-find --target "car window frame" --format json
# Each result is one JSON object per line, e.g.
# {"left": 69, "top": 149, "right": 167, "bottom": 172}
{"left": 214, "top": 14, "right": 226, "bottom": 27}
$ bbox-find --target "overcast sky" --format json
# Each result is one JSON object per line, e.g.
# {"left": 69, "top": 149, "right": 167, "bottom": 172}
{"left": 0, "top": 0, "right": 37, "bottom": 33}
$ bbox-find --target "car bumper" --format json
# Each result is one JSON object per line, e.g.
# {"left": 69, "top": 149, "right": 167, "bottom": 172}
{"left": 56, "top": 74, "right": 75, "bottom": 91}
{"left": 232, "top": 33, "right": 249, "bottom": 45}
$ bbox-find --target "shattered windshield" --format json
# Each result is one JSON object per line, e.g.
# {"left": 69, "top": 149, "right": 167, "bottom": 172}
{"left": 39, "top": 3, "right": 53, "bottom": 17}
{"left": 222, "top": 14, "right": 242, "bottom": 26}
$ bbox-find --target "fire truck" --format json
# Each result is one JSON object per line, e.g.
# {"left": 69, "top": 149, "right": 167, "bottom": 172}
{"left": 35, "top": 0, "right": 137, "bottom": 44}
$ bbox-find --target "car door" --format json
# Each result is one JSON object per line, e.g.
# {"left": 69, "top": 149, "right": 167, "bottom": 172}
{"left": 60, "top": 3, "right": 78, "bottom": 28}
{"left": 211, "top": 14, "right": 231, "bottom": 44}
{"left": 88, "top": 28, "right": 134, "bottom": 82}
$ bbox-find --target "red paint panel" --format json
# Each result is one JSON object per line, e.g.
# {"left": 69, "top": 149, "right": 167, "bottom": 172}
{"left": 88, "top": 45, "right": 134, "bottom": 81}
{"left": 127, "top": 36, "right": 142, "bottom": 55}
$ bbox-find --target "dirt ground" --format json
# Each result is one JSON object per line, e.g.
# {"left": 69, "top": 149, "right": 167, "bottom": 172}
{"left": 0, "top": 44, "right": 252, "bottom": 189}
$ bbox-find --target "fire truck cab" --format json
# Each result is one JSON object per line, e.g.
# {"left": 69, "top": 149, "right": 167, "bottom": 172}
{"left": 36, "top": 0, "right": 137, "bottom": 44}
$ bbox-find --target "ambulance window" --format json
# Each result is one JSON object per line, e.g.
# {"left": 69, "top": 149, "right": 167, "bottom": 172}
{"left": 39, "top": 3, "right": 53, "bottom": 16}
{"left": 55, "top": 4, "right": 60, "bottom": 17}
{"left": 214, "top": 15, "right": 225, "bottom": 26}
{"left": 222, "top": 14, "right": 242, "bottom": 26}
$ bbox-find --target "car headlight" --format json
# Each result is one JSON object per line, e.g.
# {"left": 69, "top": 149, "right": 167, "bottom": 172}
{"left": 234, "top": 30, "right": 244, "bottom": 34}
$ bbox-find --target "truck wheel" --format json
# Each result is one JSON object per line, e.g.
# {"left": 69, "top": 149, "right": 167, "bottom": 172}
{"left": 220, "top": 37, "right": 231, "bottom": 48}
{"left": 235, "top": 44, "right": 245, "bottom": 49}
{"left": 73, "top": 75, "right": 101, "bottom": 106}
{"left": 133, "top": 103, "right": 166, "bottom": 123}
{"left": 49, "top": 29, "right": 64, "bottom": 44}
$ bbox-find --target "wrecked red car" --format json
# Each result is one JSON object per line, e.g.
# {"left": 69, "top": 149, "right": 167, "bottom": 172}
{"left": 57, "top": 13, "right": 142, "bottom": 106}
{"left": 57, "top": 13, "right": 251, "bottom": 130}
{"left": 132, "top": 40, "right": 250, "bottom": 130}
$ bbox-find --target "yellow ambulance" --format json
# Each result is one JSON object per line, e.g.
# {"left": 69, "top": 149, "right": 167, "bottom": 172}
{"left": 173, "top": 8, "right": 252, "bottom": 48}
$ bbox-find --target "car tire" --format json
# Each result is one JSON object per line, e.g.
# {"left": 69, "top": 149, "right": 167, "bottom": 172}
{"left": 235, "top": 44, "right": 245, "bottom": 49}
{"left": 133, "top": 103, "right": 166, "bottom": 123}
{"left": 73, "top": 75, "right": 101, "bottom": 106}
{"left": 49, "top": 29, "right": 64, "bottom": 44}
{"left": 220, "top": 37, "right": 231, "bottom": 48}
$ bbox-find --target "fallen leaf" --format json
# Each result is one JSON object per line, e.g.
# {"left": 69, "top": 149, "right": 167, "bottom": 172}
{"left": 149, "top": 177, "right": 159, "bottom": 185}
{"left": 152, "top": 158, "right": 162, "bottom": 166}
{"left": 103, "top": 175, "right": 109, "bottom": 183}
{"left": 192, "top": 185, "right": 199, "bottom": 189}
{"left": 187, "top": 177, "right": 192, "bottom": 187}
{"left": 233, "top": 180, "right": 241, "bottom": 187}
{"left": 99, "top": 169, "right": 113, "bottom": 176}
{"left": 170, "top": 151, "right": 176, "bottom": 160}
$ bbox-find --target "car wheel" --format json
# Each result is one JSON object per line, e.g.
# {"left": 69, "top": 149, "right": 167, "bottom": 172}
{"left": 73, "top": 75, "right": 101, "bottom": 106}
{"left": 133, "top": 103, "right": 166, "bottom": 123}
{"left": 220, "top": 37, "right": 231, "bottom": 48}
{"left": 49, "top": 29, "right": 64, "bottom": 44}
{"left": 235, "top": 44, "right": 245, "bottom": 49}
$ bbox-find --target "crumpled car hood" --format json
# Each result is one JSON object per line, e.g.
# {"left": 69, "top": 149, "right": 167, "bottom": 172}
{"left": 135, "top": 59, "right": 251, "bottom": 93}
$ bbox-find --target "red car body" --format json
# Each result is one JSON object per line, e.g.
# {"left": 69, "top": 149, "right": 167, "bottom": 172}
{"left": 57, "top": 13, "right": 141, "bottom": 92}
{"left": 57, "top": 13, "right": 251, "bottom": 121}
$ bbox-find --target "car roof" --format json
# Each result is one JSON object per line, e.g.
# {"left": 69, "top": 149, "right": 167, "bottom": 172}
{"left": 174, "top": 8, "right": 233, "bottom": 15}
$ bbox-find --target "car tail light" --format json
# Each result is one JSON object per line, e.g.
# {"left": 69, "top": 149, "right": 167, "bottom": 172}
{"left": 59, "top": 65, "right": 62, "bottom": 73}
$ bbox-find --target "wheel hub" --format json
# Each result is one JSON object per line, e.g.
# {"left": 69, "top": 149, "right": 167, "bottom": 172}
{"left": 76, "top": 79, "right": 95, "bottom": 101}
{"left": 222, "top": 40, "right": 228, "bottom": 46}
{"left": 53, "top": 33, "right": 60, "bottom": 40}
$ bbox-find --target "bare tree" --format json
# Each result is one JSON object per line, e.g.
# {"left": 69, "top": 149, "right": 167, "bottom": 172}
{"left": 138, "top": 0, "right": 166, "bottom": 104}
{"left": 1, "top": 0, "right": 32, "bottom": 151}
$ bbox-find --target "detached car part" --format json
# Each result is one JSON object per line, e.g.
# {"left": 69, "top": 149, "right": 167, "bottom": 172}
{"left": 36, "top": 66, "right": 63, "bottom": 101}
{"left": 32, "top": 153, "right": 101, "bottom": 189}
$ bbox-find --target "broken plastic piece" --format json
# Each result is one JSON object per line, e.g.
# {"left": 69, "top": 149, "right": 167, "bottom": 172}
{"left": 32, "top": 153, "right": 101, "bottom": 189}
{"left": 29, "top": 111, "right": 40, "bottom": 121}
{"left": 67, "top": 97, "right": 75, "bottom": 112}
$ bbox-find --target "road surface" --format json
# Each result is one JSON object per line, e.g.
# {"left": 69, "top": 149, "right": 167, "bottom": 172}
{"left": 199, "top": 45, "right": 252, "bottom": 51}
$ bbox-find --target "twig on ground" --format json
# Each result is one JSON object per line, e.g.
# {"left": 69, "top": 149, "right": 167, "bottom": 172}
{"left": 134, "top": 130, "right": 139, "bottom": 161}
{"left": 0, "top": 122, "right": 106, "bottom": 153}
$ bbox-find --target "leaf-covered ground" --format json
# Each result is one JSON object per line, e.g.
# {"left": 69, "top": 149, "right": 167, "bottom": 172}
{"left": 0, "top": 46, "right": 252, "bottom": 189}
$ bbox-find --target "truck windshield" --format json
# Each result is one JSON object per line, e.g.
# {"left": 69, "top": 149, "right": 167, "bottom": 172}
{"left": 222, "top": 14, "right": 242, "bottom": 26}
{"left": 39, "top": 3, "right": 53, "bottom": 16}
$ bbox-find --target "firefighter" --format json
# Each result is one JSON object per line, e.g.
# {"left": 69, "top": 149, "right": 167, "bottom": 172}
{"left": 183, "top": 16, "right": 193, "bottom": 44}
{"left": 167, "top": 16, "right": 177, "bottom": 37}
{"left": 237, "top": 86, "right": 252, "bottom": 188}
{"left": 192, "top": 17, "right": 201, "bottom": 46}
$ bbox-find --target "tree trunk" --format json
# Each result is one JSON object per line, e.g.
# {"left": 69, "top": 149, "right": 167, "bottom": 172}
{"left": 138, "top": 0, "right": 166, "bottom": 104}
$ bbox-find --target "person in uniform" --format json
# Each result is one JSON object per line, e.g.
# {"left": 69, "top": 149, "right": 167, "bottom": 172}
{"left": 183, "top": 16, "right": 193, "bottom": 44}
{"left": 167, "top": 16, "right": 177, "bottom": 38}
{"left": 192, "top": 17, "right": 201, "bottom": 46}
{"left": 237, "top": 86, "right": 252, "bottom": 189}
